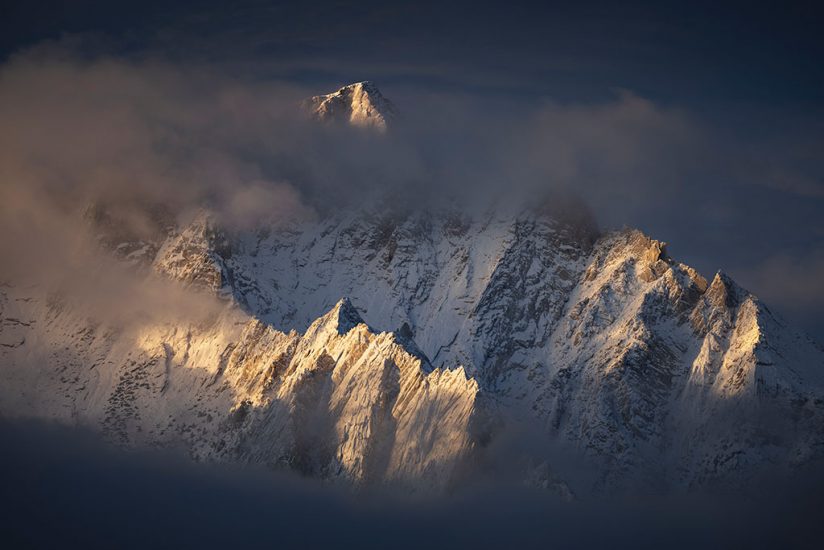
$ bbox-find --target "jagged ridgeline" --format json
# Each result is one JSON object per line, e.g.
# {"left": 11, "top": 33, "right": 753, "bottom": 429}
{"left": 1, "top": 83, "right": 823, "bottom": 495}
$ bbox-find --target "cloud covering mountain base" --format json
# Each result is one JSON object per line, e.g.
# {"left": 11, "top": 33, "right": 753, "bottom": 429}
{"left": 2, "top": 419, "right": 823, "bottom": 550}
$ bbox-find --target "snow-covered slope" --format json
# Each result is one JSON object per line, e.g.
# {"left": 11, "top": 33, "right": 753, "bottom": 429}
{"left": 2, "top": 83, "right": 823, "bottom": 494}
{"left": 0, "top": 288, "right": 479, "bottom": 489}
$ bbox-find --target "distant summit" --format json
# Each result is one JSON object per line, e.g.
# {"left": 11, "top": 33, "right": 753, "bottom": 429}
{"left": 303, "top": 81, "right": 396, "bottom": 131}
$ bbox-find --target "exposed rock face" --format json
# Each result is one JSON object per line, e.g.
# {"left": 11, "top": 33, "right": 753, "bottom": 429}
{"left": 2, "top": 82, "right": 823, "bottom": 494}
{"left": 153, "top": 211, "right": 233, "bottom": 292}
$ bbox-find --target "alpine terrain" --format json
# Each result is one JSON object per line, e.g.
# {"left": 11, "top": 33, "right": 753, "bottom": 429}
{"left": 2, "top": 82, "right": 823, "bottom": 496}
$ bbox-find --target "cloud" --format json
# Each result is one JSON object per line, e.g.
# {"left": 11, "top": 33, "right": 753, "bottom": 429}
{"left": 517, "top": 91, "right": 700, "bottom": 216}
{"left": 0, "top": 45, "right": 310, "bottom": 212}
{"left": 0, "top": 44, "right": 690, "bottom": 245}
{"left": 0, "top": 46, "right": 318, "bottom": 327}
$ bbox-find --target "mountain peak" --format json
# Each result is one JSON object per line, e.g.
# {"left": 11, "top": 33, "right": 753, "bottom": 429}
{"left": 707, "top": 270, "right": 751, "bottom": 310}
{"left": 333, "top": 297, "right": 365, "bottom": 333}
{"left": 309, "top": 297, "right": 365, "bottom": 336}
{"left": 304, "top": 81, "right": 396, "bottom": 131}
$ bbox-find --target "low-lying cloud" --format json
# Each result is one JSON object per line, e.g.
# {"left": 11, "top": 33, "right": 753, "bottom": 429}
{"left": 2, "top": 418, "right": 823, "bottom": 549}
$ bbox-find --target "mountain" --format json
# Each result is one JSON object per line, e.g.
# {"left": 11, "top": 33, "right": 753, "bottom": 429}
{"left": 303, "top": 81, "right": 396, "bottom": 131}
{"left": 1, "top": 83, "right": 823, "bottom": 495}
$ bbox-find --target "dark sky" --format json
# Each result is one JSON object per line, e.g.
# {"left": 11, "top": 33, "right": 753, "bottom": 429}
{"left": 3, "top": 1, "right": 822, "bottom": 102}
{"left": 1, "top": 0, "right": 823, "bottom": 338}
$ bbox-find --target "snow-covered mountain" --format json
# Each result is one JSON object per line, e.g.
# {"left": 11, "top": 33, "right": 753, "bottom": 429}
{"left": 303, "top": 81, "right": 396, "bottom": 130}
{"left": 2, "top": 83, "right": 823, "bottom": 495}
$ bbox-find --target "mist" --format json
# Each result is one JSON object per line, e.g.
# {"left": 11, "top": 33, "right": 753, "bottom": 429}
{"left": 2, "top": 418, "right": 823, "bottom": 550}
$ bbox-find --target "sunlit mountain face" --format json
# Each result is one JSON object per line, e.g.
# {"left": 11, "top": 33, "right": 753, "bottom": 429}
{"left": 1, "top": 1, "right": 823, "bottom": 548}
